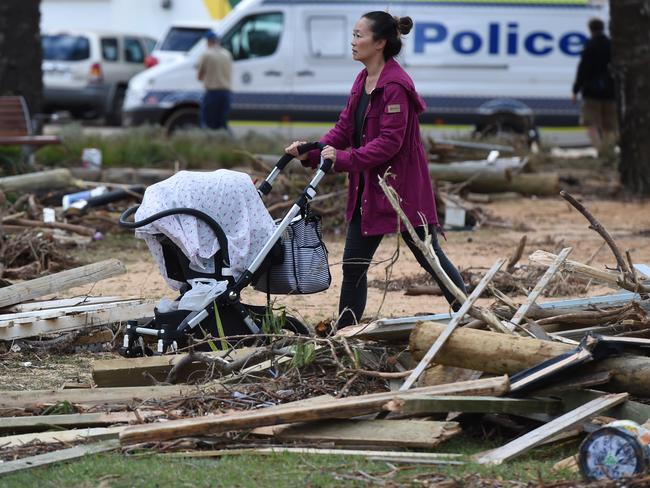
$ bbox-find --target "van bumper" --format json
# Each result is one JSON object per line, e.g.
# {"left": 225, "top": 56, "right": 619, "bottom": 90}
{"left": 122, "top": 107, "right": 166, "bottom": 127}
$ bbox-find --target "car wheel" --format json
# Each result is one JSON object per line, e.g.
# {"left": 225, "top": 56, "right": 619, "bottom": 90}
{"left": 106, "top": 86, "right": 126, "bottom": 126}
{"left": 164, "top": 107, "right": 200, "bottom": 134}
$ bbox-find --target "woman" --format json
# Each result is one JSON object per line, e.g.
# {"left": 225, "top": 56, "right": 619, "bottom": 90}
{"left": 285, "top": 11, "right": 467, "bottom": 328}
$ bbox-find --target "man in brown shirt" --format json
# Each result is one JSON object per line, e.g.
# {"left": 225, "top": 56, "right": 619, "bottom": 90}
{"left": 197, "top": 30, "right": 233, "bottom": 131}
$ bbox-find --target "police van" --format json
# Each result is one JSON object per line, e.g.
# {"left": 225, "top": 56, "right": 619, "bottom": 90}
{"left": 122, "top": 0, "right": 608, "bottom": 132}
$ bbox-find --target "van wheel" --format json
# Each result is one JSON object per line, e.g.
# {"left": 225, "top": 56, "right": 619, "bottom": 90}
{"left": 106, "top": 87, "right": 126, "bottom": 126}
{"left": 474, "top": 112, "right": 538, "bottom": 146}
{"left": 164, "top": 107, "right": 200, "bottom": 134}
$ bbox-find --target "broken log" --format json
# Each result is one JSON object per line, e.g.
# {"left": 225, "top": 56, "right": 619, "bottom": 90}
{"left": 0, "top": 168, "right": 73, "bottom": 193}
{"left": 410, "top": 322, "right": 650, "bottom": 397}
{"left": 0, "top": 259, "right": 126, "bottom": 310}
{"left": 428, "top": 164, "right": 559, "bottom": 195}
{"left": 119, "top": 375, "right": 509, "bottom": 445}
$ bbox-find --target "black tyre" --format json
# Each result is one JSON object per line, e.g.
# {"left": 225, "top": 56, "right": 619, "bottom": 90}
{"left": 164, "top": 107, "right": 200, "bottom": 134}
{"left": 106, "top": 86, "right": 126, "bottom": 126}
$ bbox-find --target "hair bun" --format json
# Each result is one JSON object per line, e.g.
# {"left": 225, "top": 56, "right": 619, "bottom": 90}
{"left": 396, "top": 16, "right": 413, "bottom": 36}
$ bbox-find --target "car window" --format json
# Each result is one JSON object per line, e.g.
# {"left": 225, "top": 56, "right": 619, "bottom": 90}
{"left": 160, "top": 27, "right": 209, "bottom": 52}
{"left": 42, "top": 35, "right": 90, "bottom": 61}
{"left": 124, "top": 37, "right": 145, "bottom": 63}
{"left": 308, "top": 16, "right": 346, "bottom": 58}
{"left": 101, "top": 38, "right": 119, "bottom": 61}
{"left": 222, "top": 13, "right": 283, "bottom": 61}
{"left": 143, "top": 37, "right": 157, "bottom": 54}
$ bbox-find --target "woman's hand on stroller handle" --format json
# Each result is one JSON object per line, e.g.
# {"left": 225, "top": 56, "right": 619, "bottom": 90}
{"left": 285, "top": 140, "right": 309, "bottom": 161}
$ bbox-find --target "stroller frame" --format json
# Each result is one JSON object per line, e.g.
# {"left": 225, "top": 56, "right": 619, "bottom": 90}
{"left": 118, "top": 142, "right": 330, "bottom": 357}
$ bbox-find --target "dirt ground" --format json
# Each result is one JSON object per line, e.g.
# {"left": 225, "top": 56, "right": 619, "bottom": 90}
{"left": 67, "top": 195, "right": 650, "bottom": 326}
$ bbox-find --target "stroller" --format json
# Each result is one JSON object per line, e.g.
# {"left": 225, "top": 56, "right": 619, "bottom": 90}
{"left": 118, "top": 142, "right": 332, "bottom": 357}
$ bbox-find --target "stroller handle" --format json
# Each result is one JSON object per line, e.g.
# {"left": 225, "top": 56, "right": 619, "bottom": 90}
{"left": 259, "top": 142, "right": 327, "bottom": 196}
{"left": 118, "top": 205, "right": 231, "bottom": 268}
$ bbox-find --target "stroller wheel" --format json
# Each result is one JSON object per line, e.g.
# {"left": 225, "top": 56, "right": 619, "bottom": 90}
{"left": 282, "top": 314, "right": 311, "bottom": 337}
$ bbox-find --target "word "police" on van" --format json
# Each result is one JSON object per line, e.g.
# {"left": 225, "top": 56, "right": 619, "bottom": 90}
{"left": 414, "top": 22, "right": 588, "bottom": 57}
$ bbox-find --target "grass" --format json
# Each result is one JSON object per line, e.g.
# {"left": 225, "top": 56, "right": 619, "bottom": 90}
{"left": 0, "top": 434, "right": 583, "bottom": 487}
{"left": 10, "top": 125, "right": 289, "bottom": 172}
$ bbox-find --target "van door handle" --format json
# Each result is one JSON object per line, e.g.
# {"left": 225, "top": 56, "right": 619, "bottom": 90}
{"left": 297, "top": 70, "right": 314, "bottom": 77}
{"left": 264, "top": 70, "right": 282, "bottom": 77}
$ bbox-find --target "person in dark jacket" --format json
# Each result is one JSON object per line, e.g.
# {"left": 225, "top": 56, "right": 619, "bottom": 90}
{"left": 572, "top": 18, "right": 617, "bottom": 149}
{"left": 285, "top": 11, "right": 467, "bottom": 329}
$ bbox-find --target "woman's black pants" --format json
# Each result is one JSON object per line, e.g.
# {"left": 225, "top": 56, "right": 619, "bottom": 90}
{"left": 337, "top": 209, "right": 468, "bottom": 328}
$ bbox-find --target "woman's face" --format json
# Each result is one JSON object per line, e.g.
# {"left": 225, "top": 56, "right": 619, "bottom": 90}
{"left": 351, "top": 18, "right": 385, "bottom": 63}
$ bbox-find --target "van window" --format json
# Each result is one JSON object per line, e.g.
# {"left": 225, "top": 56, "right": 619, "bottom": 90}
{"left": 42, "top": 35, "right": 90, "bottom": 61}
{"left": 222, "top": 13, "right": 283, "bottom": 61}
{"left": 124, "top": 37, "right": 145, "bottom": 63}
{"left": 160, "top": 27, "right": 209, "bottom": 52}
{"left": 308, "top": 16, "right": 346, "bottom": 58}
{"left": 101, "top": 38, "right": 119, "bottom": 61}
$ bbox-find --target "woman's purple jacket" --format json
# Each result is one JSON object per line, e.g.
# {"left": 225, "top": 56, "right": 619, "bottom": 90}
{"left": 308, "top": 57, "right": 439, "bottom": 236}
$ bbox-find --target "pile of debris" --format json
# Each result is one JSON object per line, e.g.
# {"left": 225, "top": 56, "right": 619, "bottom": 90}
{"left": 0, "top": 168, "right": 144, "bottom": 281}
{"left": 0, "top": 187, "right": 649, "bottom": 485}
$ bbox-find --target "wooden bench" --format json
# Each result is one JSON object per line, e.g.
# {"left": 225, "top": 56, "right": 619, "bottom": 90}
{"left": 0, "top": 96, "right": 61, "bottom": 148}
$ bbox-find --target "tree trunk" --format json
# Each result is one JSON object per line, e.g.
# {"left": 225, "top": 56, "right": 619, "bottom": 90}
{"left": 0, "top": 1, "right": 43, "bottom": 116}
{"left": 610, "top": 0, "right": 650, "bottom": 195}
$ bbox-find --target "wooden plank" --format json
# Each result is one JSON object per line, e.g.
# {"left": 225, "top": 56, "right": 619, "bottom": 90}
{"left": 474, "top": 393, "right": 629, "bottom": 465}
{"left": 0, "top": 411, "right": 161, "bottom": 434}
{"left": 556, "top": 389, "right": 650, "bottom": 425}
{"left": 0, "top": 426, "right": 124, "bottom": 448}
{"left": 0, "top": 300, "right": 154, "bottom": 341}
{"left": 252, "top": 419, "right": 461, "bottom": 449}
{"left": 0, "top": 439, "right": 119, "bottom": 476}
{"left": 4, "top": 296, "right": 127, "bottom": 313}
{"left": 0, "top": 383, "right": 222, "bottom": 409}
{"left": 92, "top": 347, "right": 260, "bottom": 387}
{"left": 0, "top": 299, "right": 148, "bottom": 323}
{"left": 0, "top": 260, "right": 126, "bottom": 310}
{"left": 164, "top": 446, "right": 464, "bottom": 464}
{"left": 119, "top": 375, "right": 510, "bottom": 445}
{"left": 400, "top": 258, "right": 506, "bottom": 390}
{"left": 507, "top": 247, "right": 572, "bottom": 332}
{"left": 385, "top": 395, "right": 562, "bottom": 417}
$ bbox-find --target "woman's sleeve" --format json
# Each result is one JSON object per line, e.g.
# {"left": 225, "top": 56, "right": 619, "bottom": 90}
{"left": 332, "top": 83, "right": 408, "bottom": 173}
{"left": 305, "top": 95, "right": 355, "bottom": 168}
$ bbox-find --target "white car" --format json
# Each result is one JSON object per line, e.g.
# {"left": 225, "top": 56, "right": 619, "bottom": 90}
{"left": 42, "top": 31, "right": 156, "bottom": 125}
{"left": 145, "top": 22, "right": 216, "bottom": 68}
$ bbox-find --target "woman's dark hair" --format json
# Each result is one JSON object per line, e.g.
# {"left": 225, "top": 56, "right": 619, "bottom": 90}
{"left": 362, "top": 11, "right": 413, "bottom": 60}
